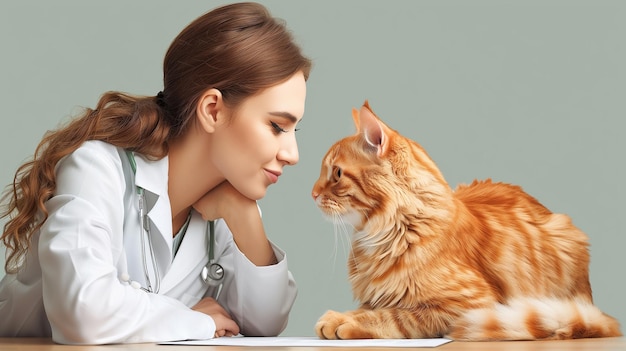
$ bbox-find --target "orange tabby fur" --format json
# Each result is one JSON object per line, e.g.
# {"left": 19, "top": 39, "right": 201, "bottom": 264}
{"left": 311, "top": 101, "right": 621, "bottom": 341}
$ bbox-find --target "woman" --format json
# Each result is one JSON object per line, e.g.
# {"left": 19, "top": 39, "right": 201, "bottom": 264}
{"left": 0, "top": 2, "right": 311, "bottom": 344}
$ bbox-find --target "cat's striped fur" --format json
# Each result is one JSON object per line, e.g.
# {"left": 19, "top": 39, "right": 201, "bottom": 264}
{"left": 311, "top": 101, "right": 621, "bottom": 341}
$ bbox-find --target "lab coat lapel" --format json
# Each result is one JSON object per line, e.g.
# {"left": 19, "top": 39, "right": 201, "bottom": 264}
{"left": 159, "top": 213, "right": 209, "bottom": 294}
{"left": 133, "top": 153, "right": 174, "bottom": 268}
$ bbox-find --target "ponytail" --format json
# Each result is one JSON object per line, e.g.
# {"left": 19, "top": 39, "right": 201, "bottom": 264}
{"left": 0, "top": 92, "right": 171, "bottom": 273}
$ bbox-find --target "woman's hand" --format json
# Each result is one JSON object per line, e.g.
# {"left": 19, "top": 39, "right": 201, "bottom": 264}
{"left": 192, "top": 181, "right": 256, "bottom": 223}
{"left": 192, "top": 297, "right": 239, "bottom": 337}
{"left": 192, "top": 181, "right": 277, "bottom": 266}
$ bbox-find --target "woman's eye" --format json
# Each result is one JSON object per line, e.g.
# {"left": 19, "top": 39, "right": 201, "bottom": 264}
{"left": 271, "top": 121, "right": 287, "bottom": 134}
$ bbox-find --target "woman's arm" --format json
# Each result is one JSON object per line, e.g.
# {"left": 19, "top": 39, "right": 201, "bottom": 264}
{"left": 39, "top": 142, "right": 216, "bottom": 344}
{"left": 193, "top": 181, "right": 276, "bottom": 266}
{"left": 229, "top": 241, "right": 297, "bottom": 336}
{"left": 193, "top": 181, "right": 297, "bottom": 336}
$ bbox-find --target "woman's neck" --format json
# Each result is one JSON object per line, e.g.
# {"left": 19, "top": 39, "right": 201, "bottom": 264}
{"left": 167, "top": 127, "right": 224, "bottom": 232}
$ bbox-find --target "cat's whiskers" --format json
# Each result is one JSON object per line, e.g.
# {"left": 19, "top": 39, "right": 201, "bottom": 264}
{"left": 329, "top": 213, "right": 341, "bottom": 267}
{"left": 328, "top": 209, "right": 353, "bottom": 267}
{"left": 318, "top": 198, "right": 349, "bottom": 265}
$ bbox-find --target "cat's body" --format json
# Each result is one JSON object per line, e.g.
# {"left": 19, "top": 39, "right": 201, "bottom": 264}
{"left": 311, "top": 101, "right": 621, "bottom": 341}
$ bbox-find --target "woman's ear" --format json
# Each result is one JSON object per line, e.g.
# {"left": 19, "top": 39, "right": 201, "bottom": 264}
{"left": 196, "top": 88, "right": 223, "bottom": 133}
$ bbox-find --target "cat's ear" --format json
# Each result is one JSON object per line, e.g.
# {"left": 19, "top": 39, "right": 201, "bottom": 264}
{"left": 359, "top": 101, "right": 388, "bottom": 157}
{"left": 352, "top": 107, "right": 360, "bottom": 130}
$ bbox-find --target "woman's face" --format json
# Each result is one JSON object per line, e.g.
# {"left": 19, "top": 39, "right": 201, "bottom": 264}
{"left": 211, "top": 71, "right": 307, "bottom": 200}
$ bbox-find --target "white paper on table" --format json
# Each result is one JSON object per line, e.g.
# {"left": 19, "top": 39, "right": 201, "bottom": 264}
{"left": 160, "top": 336, "right": 453, "bottom": 348}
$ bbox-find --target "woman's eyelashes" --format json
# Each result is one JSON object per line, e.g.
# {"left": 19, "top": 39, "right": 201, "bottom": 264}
{"left": 270, "top": 121, "right": 287, "bottom": 134}
{"left": 271, "top": 121, "right": 299, "bottom": 134}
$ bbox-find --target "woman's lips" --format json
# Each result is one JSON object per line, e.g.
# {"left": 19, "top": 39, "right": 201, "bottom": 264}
{"left": 264, "top": 169, "right": 281, "bottom": 184}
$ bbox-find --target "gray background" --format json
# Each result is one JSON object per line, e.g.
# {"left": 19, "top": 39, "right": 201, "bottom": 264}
{"left": 1, "top": 0, "right": 624, "bottom": 337}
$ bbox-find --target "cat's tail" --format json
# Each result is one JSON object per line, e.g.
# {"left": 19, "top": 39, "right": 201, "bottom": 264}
{"left": 447, "top": 297, "right": 622, "bottom": 341}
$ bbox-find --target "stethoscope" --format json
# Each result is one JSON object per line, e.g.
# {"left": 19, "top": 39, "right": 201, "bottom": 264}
{"left": 123, "top": 151, "right": 224, "bottom": 298}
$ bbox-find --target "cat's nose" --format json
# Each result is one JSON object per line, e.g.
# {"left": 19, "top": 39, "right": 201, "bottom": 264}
{"left": 311, "top": 190, "right": 319, "bottom": 200}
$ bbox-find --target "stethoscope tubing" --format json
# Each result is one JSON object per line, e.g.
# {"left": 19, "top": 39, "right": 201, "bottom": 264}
{"left": 125, "top": 150, "right": 224, "bottom": 296}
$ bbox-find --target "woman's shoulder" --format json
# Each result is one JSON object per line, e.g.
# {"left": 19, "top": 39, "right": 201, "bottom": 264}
{"left": 54, "top": 141, "right": 129, "bottom": 197}
{"left": 77, "top": 140, "right": 123, "bottom": 155}
{"left": 73, "top": 140, "right": 123, "bottom": 161}
{"left": 59, "top": 140, "right": 125, "bottom": 173}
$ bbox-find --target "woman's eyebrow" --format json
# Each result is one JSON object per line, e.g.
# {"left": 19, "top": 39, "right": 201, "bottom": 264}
{"left": 269, "top": 111, "right": 300, "bottom": 123}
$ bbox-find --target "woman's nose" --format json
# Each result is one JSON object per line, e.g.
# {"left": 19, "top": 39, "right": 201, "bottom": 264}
{"left": 277, "top": 135, "right": 299, "bottom": 165}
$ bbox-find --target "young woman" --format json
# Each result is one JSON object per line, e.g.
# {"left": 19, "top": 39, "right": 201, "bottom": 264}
{"left": 0, "top": 2, "right": 311, "bottom": 344}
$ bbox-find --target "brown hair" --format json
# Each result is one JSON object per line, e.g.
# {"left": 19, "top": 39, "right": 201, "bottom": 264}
{"left": 0, "top": 2, "right": 312, "bottom": 273}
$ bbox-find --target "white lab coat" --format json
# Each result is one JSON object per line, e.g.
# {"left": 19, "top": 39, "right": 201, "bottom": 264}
{"left": 0, "top": 141, "right": 297, "bottom": 344}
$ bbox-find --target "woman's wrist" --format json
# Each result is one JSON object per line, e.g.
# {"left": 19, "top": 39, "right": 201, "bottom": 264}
{"left": 222, "top": 204, "right": 277, "bottom": 266}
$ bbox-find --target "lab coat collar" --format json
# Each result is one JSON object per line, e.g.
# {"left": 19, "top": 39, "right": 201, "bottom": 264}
{"left": 132, "top": 153, "right": 169, "bottom": 201}
{"left": 132, "top": 153, "right": 174, "bottom": 259}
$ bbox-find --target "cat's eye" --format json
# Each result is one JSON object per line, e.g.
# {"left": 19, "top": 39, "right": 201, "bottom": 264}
{"left": 332, "top": 166, "right": 342, "bottom": 182}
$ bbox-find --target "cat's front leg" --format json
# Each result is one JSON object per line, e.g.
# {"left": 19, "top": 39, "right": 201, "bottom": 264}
{"left": 316, "top": 308, "right": 420, "bottom": 339}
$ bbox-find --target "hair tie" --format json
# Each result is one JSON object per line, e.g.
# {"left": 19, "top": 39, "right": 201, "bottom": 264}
{"left": 156, "top": 91, "right": 167, "bottom": 108}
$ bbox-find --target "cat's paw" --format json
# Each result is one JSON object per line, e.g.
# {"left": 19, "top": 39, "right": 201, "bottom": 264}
{"left": 315, "top": 310, "right": 352, "bottom": 339}
{"left": 315, "top": 310, "right": 373, "bottom": 339}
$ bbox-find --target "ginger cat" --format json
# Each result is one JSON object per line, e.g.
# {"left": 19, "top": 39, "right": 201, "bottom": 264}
{"left": 311, "top": 101, "right": 621, "bottom": 341}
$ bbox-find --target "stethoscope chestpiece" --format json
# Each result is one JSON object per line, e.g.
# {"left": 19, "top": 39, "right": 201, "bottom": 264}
{"left": 201, "top": 220, "right": 224, "bottom": 300}
{"left": 201, "top": 261, "right": 224, "bottom": 286}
